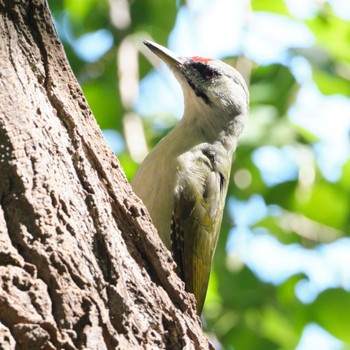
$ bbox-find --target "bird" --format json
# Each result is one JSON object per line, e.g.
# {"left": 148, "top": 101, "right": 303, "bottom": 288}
{"left": 132, "top": 40, "right": 249, "bottom": 314}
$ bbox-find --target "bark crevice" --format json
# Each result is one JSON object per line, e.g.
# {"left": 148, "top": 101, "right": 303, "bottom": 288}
{"left": 0, "top": 1, "right": 213, "bottom": 348}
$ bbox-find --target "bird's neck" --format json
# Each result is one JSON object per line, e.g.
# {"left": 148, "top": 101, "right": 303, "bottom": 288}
{"left": 177, "top": 107, "right": 246, "bottom": 156}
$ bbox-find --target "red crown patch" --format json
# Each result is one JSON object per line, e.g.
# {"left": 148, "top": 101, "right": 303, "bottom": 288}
{"left": 191, "top": 56, "right": 213, "bottom": 64}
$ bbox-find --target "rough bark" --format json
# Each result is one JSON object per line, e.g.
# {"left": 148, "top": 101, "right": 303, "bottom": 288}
{"left": 0, "top": 1, "right": 213, "bottom": 349}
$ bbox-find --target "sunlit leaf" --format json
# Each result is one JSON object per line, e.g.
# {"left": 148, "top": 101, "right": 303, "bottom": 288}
{"left": 64, "top": 0, "right": 97, "bottom": 18}
{"left": 306, "top": 10, "right": 350, "bottom": 62}
{"left": 117, "top": 152, "right": 139, "bottom": 181}
{"left": 292, "top": 181, "right": 349, "bottom": 231}
{"left": 292, "top": 124, "right": 320, "bottom": 144}
{"left": 313, "top": 68, "right": 350, "bottom": 96}
{"left": 312, "top": 289, "right": 350, "bottom": 345}
{"left": 83, "top": 81, "right": 122, "bottom": 130}
{"left": 340, "top": 159, "right": 350, "bottom": 193}
{"left": 251, "top": 0, "right": 290, "bottom": 16}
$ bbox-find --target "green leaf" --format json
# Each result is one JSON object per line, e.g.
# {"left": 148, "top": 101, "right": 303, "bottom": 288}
{"left": 227, "top": 326, "right": 279, "bottom": 350}
{"left": 292, "top": 181, "right": 349, "bottom": 231}
{"left": 306, "top": 10, "right": 350, "bottom": 62}
{"left": 254, "top": 215, "right": 300, "bottom": 245}
{"left": 265, "top": 181, "right": 298, "bottom": 208}
{"left": 64, "top": 0, "right": 98, "bottom": 19}
{"left": 117, "top": 152, "right": 139, "bottom": 181}
{"left": 83, "top": 81, "right": 122, "bottom": 130}
{"left": 313, "top": 67, "right": 350, "bottom": 96}
{"left": 250, "top": 64, "right": 298, "bottom": 115}
{"left": 312, "top": 289, "right": 350, "bottom": 345}
{"left": 261, "top": 306, "right": 299, "bottom": 348}
{"left": 277, "top": 274, "right": 305, "bottom": 310}
{"left": 340, "top": 159, "right": 350, "bottom": 193}
{"left": 251, "top": 0, "right": 290, "bottom": 16}
{"left": 292, "top": 124, "right": 320, "bottom": 144}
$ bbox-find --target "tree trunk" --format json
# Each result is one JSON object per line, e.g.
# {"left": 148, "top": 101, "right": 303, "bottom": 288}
{"left": 0, "top": 1, "right": 213, "bottom": 349}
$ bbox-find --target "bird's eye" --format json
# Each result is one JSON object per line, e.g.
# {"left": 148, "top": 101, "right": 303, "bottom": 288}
{"left": 191, "top": 62, "right": 218, "bottom": 81}
{"left": 203, "top": 67, "right": 217, "bottom": 80}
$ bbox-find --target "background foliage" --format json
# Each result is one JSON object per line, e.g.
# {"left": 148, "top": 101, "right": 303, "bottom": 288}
{"left": 48, "top": 0, "right": 350, "bottom": 349}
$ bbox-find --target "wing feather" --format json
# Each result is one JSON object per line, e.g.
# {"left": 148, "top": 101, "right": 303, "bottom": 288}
{"left": 171, "top": 160, "right": 228, "bottom": 314}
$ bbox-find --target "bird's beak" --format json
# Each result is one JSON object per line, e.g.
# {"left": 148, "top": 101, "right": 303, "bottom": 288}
{"left": 144, "top": 40, "right": 185, "bottom": 68}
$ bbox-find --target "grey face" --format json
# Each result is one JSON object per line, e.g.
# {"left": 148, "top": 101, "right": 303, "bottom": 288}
{"left": 143, "top": 40, "right": 249, "bottom": 117}
{"left": 179, "top": 58, "right": 249, "bottom": 115}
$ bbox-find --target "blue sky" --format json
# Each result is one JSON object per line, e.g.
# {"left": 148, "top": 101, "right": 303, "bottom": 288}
{"left": 227, "top": 195, "right": 350, "bottom": 303}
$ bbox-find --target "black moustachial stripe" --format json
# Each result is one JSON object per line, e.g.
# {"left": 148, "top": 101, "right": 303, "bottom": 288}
{"left": 185, "top": 61, "right": 220, "bottom": 105}
{"left": 185, "top": 77, "right": 210, "bottom": 105}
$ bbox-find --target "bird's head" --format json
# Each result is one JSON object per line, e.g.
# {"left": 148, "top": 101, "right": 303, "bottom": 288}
{"left": 144, "top": 40, "right": 249, "bottom": 131}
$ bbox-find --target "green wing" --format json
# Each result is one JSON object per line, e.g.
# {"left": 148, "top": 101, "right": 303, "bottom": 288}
{"left": 171, "top": 164, "right": 228, "bottom": 314}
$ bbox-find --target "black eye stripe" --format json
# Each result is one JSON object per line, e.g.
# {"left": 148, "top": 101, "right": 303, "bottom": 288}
{"left": 190, "top": 62, "right": 219, "bottom": 80}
